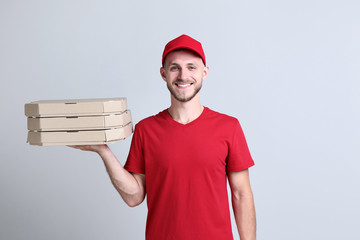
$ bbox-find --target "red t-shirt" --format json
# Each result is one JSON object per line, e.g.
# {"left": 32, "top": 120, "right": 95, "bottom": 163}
{"left": 124, "top": 107, "right": 254, "bottom": 240}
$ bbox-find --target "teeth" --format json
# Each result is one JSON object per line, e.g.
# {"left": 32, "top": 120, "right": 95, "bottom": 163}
{"left": 177, "top": 83, "right": 191, "bottom": 87}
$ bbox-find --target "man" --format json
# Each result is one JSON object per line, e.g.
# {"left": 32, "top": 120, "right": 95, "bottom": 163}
{"left": 71, "top": 34, "right": 256, "bottom": 240}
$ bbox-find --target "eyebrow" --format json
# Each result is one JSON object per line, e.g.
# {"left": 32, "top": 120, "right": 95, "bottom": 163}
{"left": 168, "top": 62, "right": 197, "bottom": 66}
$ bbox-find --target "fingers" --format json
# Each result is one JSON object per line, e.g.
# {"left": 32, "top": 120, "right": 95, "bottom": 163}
{"left": 67, "top": 144, "right": 108, "bottom": 153}
{"left": 67, "top": 145, "right": 85, "bottom": 149}
{"left": 67, "top": 145, "right": 93, "bottom": 151}
{"left": 67, "top": 145, "right": 79, "bottom": 148}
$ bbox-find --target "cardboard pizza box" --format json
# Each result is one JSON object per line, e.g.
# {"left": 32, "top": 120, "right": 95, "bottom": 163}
{"left": 25, "top": 98, "right": 127, "bottom": 117}
{"left": 27, "top": 122, "right": 133, "bottom": 146}
{"left": 27, "top": 110, "right": 132, "bottom": 131}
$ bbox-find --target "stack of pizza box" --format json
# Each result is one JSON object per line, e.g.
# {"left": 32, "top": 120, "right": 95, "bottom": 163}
{"left": 25, "top": 98, "right": 133, "bottom": 146}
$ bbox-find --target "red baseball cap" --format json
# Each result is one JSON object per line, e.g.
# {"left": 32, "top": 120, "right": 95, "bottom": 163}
{"left": 162, "top": 34, "right": 206, "bottom": 66}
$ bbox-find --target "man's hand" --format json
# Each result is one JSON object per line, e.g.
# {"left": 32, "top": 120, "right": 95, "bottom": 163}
{"left": 67, "top": 144, "right": 108, "bottom": 154}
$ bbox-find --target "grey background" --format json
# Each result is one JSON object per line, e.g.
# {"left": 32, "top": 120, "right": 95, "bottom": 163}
{"left": 1, "top": 0, "right": 359, "bottom": 239}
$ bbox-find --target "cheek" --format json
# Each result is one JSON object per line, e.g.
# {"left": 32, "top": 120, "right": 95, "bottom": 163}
{"left": 167, "top": 72, "right": 178, "bottom": 81}
{"left": 194, "top": 72, "right": 204, "bottom": 80}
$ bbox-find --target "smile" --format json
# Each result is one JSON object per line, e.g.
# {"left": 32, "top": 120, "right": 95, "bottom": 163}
{"left": 175, "top": 83, "right": 193, "bottom": 88}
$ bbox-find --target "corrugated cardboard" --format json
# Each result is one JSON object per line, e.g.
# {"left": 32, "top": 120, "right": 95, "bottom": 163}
{"left": 27, "top": 110, "right": 132, "bottom": 131}
{"left": 25, "top": 98, "right": 127, "bottom": 117}
{"left": 27, "top": 122, "right": 133, "bottom": 146}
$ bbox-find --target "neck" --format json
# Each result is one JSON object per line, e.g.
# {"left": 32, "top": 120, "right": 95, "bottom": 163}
{"left": 168, "top": 96, "right": 204, "bottom": 124}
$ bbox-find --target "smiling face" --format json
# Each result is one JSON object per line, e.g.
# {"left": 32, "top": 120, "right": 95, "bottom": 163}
{"left": 160, "top": 50, "right": 209, "bottom": 103}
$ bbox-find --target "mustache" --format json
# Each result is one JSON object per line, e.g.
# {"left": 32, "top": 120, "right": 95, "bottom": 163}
{"left": 174, "top": 80, "right": 194, "bottom": 84}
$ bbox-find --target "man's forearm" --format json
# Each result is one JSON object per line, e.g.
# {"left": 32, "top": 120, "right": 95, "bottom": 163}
{"left": 232, "top": 191, "right": 256, "bottom": 240}
{"left": 97, "top": 145, "right": 145, "bottom": 207}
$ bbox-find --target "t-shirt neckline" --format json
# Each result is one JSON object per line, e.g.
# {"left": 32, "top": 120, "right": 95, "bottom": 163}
{"left": 165, "top": 106, "right": 209, "bottom": 127}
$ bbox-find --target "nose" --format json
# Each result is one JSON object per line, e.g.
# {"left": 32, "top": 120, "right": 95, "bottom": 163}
{"left": 178, "top": 68, "right": 189, "bottom": 81}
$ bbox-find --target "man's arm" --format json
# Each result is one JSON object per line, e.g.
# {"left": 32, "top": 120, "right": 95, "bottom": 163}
{"left": 69, "top": 144, "right": 146, "bottom": 207}
{"left": 228, "top": 169, "right": 256, "bottom": 240}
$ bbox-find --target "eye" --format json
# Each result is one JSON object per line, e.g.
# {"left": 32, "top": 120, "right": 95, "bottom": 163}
{"left": 170, "top": 66, "right": 179, "bottom": 71}
{"left": 188, "top": 66, "right": 196, "bottom": 70}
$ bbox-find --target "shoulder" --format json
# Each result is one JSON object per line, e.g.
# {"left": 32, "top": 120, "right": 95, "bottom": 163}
{"left": 135, "top": 109, "right": 169, "bottom": 129}
{"left": 204, "top": 107, "right": 240, "bottom": 126}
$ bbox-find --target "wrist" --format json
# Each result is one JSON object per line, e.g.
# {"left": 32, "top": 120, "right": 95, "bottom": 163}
{"left": 97, "top": 144, "right": 110, "bottom": 155}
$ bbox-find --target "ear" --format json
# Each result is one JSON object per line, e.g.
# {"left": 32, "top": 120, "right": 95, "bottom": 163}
{"left": 160, "top": 67, "right": 167, "bottom": 82}
{"left": 202, "top": 66, "right": 209, "bottom": 80}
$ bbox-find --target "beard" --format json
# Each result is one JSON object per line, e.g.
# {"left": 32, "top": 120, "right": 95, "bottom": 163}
{"left": 167, "top": 81, "right": 202, "bottom": 102}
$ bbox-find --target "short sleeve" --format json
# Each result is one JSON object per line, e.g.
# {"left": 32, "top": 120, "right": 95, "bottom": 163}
{"left": 124, "top": 124, "right": 146, "bottom": 174}
{"left": 226, "top": 120, "right": 255, "bottom": 172}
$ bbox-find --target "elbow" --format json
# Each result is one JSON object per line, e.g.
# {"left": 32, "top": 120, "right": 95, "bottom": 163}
{"left": 122, "top": 191, "right": 145, "bottom": 208}
{"left": 232, "top": 189, "right": 254, "bottom": 202}
{"left": 127, "top": 203, "right": 138, "bottom": 208}
{"left": 126, "top": 198, "right": 143, "bottom": 207}
{"left": 112, "top": 181, "right": 145, "bottom": 207}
